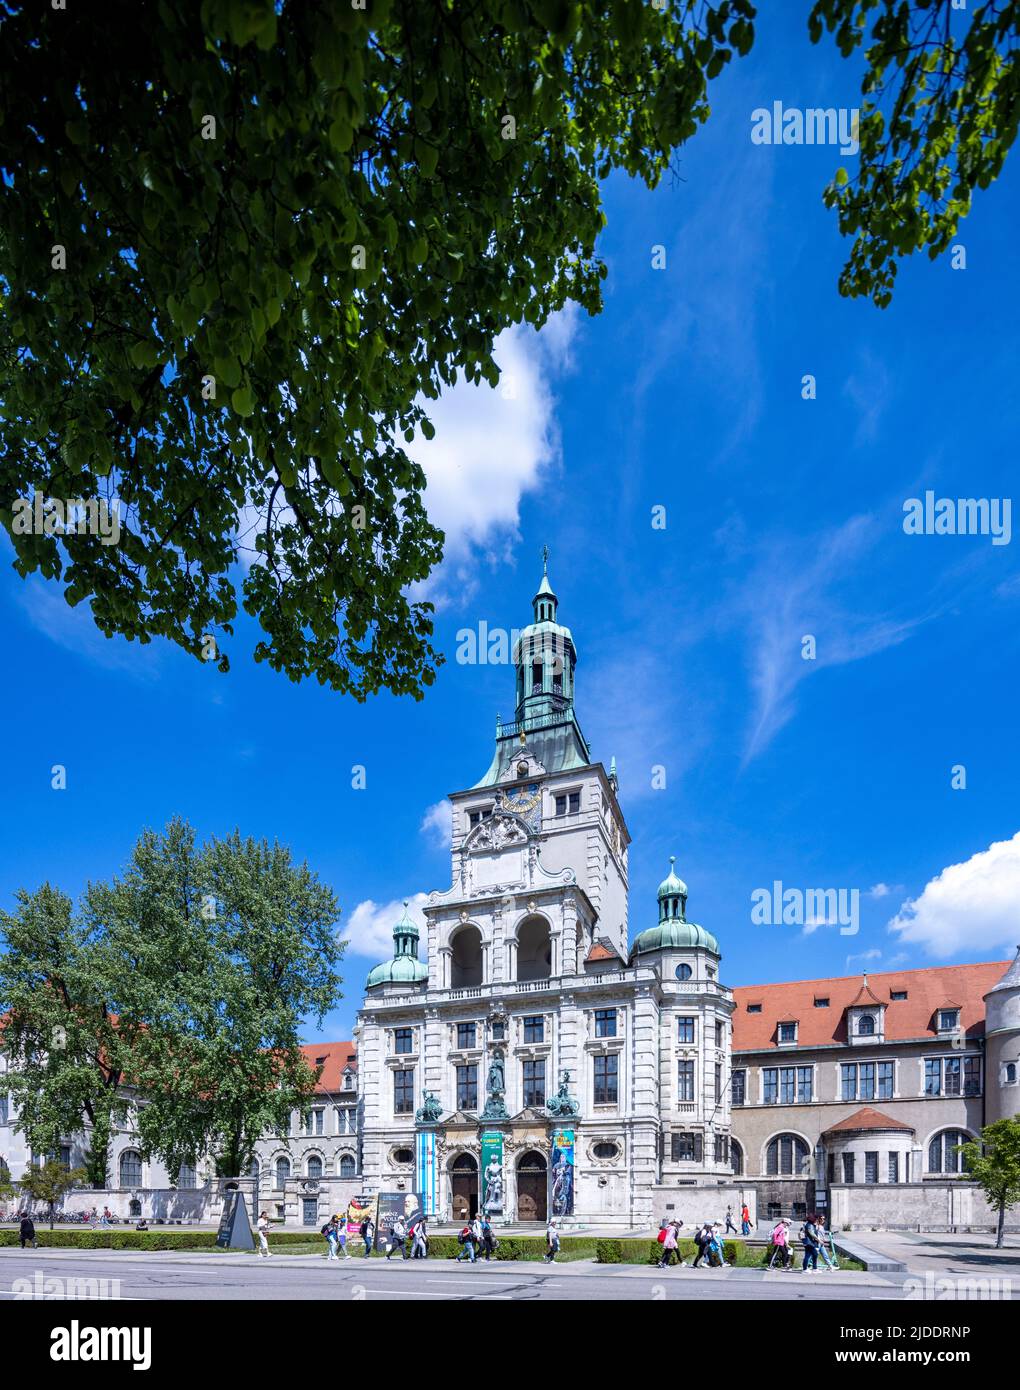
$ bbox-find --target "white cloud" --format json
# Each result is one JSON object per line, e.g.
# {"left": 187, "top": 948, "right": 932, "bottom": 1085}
{"left": 845, "top": 948, "right": 882, "bottom": 970}
{"left": 420, "top": 799, "right": 452, "bottom": 850}
{"left": 11, "top": 576, "right": 162, "bottom": 678}
{"left": 408, "top": 310, "right": 578, "bottom": 600}
{"left": 868, "top": 883, "right": 892, "bottom": 899}
{"left": 888, "top": 831, "right": 1020, "bottom": 958}
{"left": 341, "top": 892, "right": 429, "bottom": 960}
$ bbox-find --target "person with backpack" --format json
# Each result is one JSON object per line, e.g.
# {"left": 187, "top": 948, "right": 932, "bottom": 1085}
{"left": 456, "top": 1221, "right": 477, "bottom": 1263}
{"left": 360, "top": 1215, "right": 374, "bottom": 1258}
{"left": 386, "top": 1215, "right": 408, "bottom": 1260}
{"left": 800, "top": 1214, "right": 821, "bottom": 1271}
{"left": 691, "top": 1222, "right": 711, "bottom": 1268}
{"left": 657, "top": 1220, "right": 682, "bottom": 1269}
{"left": 707, "top": 1224, "right": 729, "bottom": 1267}
{"left": 19, "top": 1214, "right": 36, "bottom": 1250}
{"left": 322, "top": 1215, "right": 339, "bottom": 1261}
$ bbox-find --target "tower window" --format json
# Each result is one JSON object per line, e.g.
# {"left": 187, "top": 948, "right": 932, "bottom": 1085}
{"left": 531, "top": 661, "right": 543, "bottom": 693}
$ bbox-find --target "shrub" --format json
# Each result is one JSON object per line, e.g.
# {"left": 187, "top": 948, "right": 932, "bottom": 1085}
{"left": 596, "top": 1240, "right": 622, "bottom": 1264}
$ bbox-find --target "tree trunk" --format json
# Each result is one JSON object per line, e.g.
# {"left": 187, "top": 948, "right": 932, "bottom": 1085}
{"left": 997, "top": 1199, "right": 1005, "bottom": 1249}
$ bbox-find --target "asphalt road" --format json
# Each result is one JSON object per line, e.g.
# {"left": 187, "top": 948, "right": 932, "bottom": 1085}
{"left": 0, "top": 1247, "right": 942, "bottom": 1301}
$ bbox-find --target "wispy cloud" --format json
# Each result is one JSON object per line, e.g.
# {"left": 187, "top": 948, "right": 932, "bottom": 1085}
{"left": 11, "top": 576, "right": 162, "bottom": 679}
{"left": 342, "top": 892, "right": 430, "bottom": 961}
{"left": 420, "top": 799, "right": 452, "bottom": 850}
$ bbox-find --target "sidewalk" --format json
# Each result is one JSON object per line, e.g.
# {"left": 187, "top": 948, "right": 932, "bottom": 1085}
{"left": 849, "top": 1230, "right": 1020, "bottom": 1279}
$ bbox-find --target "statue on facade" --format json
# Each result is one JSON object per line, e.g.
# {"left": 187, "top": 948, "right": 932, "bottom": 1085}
{"left": 546, "top": 1069, "right": 580, "bottom": 1118}
{"left": 482, "top": 1156, "right": 504, "bottom": 1213}
{"left": 415, "top": 1090, "right": 443, "bottom": 1124}
{"left": 480, "top": 1050, "right": 509, "bottom": 1120}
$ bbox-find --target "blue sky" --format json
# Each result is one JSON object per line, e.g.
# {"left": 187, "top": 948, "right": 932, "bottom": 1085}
{"left": 3, "top": 8, "right": 1019, "bottom": 1045}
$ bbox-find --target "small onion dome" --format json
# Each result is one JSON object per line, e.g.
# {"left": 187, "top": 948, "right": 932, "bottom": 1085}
{"left": 657, "top": 855, "right": 688, "bottom": 903}
{"left": 365, "top": 901, "right": 428, "bottom": 988}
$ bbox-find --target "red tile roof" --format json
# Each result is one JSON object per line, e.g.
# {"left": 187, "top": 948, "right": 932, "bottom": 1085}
{"left": 822, "top": 1106, "right": 914, "bottom": 1136}
{"left": 300, "top": 1041, "right": 357, "bottom": 1095}
{"left": 586, "top": 938, "right": 624, "bottom": 964}
{"left": 732, "top": 961, "right": 1010, "bottom": 1050}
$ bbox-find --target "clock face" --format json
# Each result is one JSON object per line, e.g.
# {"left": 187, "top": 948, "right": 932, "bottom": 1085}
{"left": 506, "top": 783, "right": 542, "bottom": 816}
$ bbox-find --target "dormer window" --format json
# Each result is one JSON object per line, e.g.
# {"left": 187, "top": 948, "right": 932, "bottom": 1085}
{"left": 747, "top": 1002, "right": 762, "bottom": 1014}
{"left": 777, "top": 1021, "right": 798, "bottom": 1044}
{"left": 857, "top": 1013, "right": 876, "bottom": 1036}
{"left": 814, "top": 997, "right": 829, "bottom": 1008}
{"left": 938, "top": 1009, "right": 960, "bottom": 1033}
{"left": 891, "top": 990, "right": 907, "bottom": 1001}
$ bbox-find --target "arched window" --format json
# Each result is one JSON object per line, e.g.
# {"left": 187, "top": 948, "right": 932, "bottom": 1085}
{"left": 275, "top": 1156, "right": 291, "bottom": 1189}
{"left": 307, "top": 1156, "right": 323, "bottom": 1180}
{"left": 1005, "top": 1062, "right": 1017, "bottom": 1085}
{"left": 517, "top": 916, "right": 552, "bottom": 982}
{"left": 451, "top": 925, "right": 483, "bottom": 988}
{"left": 765, "top": 1133, "right": 810, "bottom": 1176}
{"left": 857, "top": 1014, "right": 876, "bottom": 1036}
{"left": 119, "top": 1150, "right": 143, "bottom": 1187}
{"left": 248, "top": 1158, "right": 260, "bottom": 1179}
{"left": 339, "top": 1154, "right": 356, "bottom": 1179}
{"left": 928, "top": 1129, "right": 970, "bottom": 1174}
{"left": 730, "top": 1139, "right": 744, "bottom": 1177}
{"left": 177, "top": 1163, "right": 197, "bottom": 1189}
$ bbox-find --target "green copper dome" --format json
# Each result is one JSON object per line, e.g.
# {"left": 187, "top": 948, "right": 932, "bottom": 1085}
{"left": 631, "top": 856, "right": 720, "bottom": 957}
{"left": 365, "top": 902, "right": 429, "bottom": 989}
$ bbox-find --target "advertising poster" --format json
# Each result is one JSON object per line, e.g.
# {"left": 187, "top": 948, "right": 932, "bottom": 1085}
{"left": 346, "top": 1193, "right": 378, "bottom": 1242}
{"left": 480, "top": 1131, "right": 505, "bottom": 1216}
{"left": 374, "top": 1191, "right": 424, "bottom": 1251}
{"left": 550, "top": 1129, "right": 575, "bottom": 1218}
{"left": 415, "top": 1129, "right": 439, "bottom": 1217}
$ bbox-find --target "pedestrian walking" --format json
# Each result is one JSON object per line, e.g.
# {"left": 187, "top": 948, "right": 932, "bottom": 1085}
{"left": 360, "top": 1216, "right": 374, "bottom": 1257}
{"left": 256, "top": 1210, "right": 271, "bottom": 1258}
{"left": 691, "top": 1222, "right": 711, "bottom": 1268}
{"left": 657, "top": 1220, "right": 681, "bottom": 1269}
{"left": 336, "top": 1217, "right": 350, "bottom": 1259}
{"left": 816, "top": 1216, "right": 838, "bottom": 1270}
{"left": 800, "top": 1214, "right": 820, "bottom": 1272}
{"left": 411, "top": 1217, "right": 428, "bottom": 1259}
{"left": 740, "top": 1203, "right": 752, "bottom": 1236}
{"left": 767, "top": 1219, "right": 791, "bottom": 1270}
{"left": 724, "top": 1206, "right": 737, "bottom": 1235}
{"left": 480, "top": 1215, "right": 497, "bottom": 1261}
{"left": 19, "top": 1214, "right": 36, "bottom": 1250}
{"left": 456, "top": 1221, "right": 477, "bottom": 1263}
{"left": 322, "top": 1215, "right": 339, "bottom": 1260}
{"left": 386, "top": 1216, "right": 408, "bottom": 1260}
{"left": 543, "top": 1217, "right": 561, "bottom": 1263}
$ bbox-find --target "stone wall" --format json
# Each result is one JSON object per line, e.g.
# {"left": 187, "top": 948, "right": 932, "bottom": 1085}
{"left": 650, "top": 1182, "right": 757, "bottom": 1230}
{"left": 829, "top": 1182, "right": 1020, "bottom": 1233}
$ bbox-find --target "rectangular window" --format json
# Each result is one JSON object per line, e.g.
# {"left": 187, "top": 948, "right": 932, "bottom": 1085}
{"left": 594, "top": 1053, "right": 618, "bottom": 1105}
{"left": 864, "top": 1151, "right": 879, "bottom": 1185}
{"left": 0, "top": 1095, "right": 7, "bottom": 1125}
{"left": 595, "top": 1009, "right": 617, "bottom": 1038}
{"left": 714, "top": 1063, "right": 722, "bottom": 1103}
{"left": 393, "top": 1069, "right": 414, "bottom": 1114}
{"left": 891, "top": 990, "right": 908, "bottom": 1001}
{"left": 747, "top": 1003, "right": 762, "bottom": 1014}
{"left": 841, "top": 1063, "right": 857, "bottom": 1102}
{"left": 670, "top": 1132, "right": 703, "bottom": 1163}
{"left": 523, "top": 1015, "right": 544, "bottom": 1044}
{"left": 842, "top": 1153, "right": 855, "bottom": 1184}
{"left": 677, "top": 1059, "right": 695, "bottom": 1103}
{"left": 568, "top": 791, "right": 580, "bottom": 815}
{"left": 778, "top": 1022, "right": 797, "bottom": 1044}
{"left": 59, "top": 1144, "right": 73, "bottom": 1169}
{"left": 944, "top": 1057, "right": 962, "bottom": 1096}
{"left": 763, "top": 1068, "right": 778, "bottom": 1105}
{"left": 677, "top": 1016, "right": 695, "bottom": 1044}
{"left": 554, "top": 795, "right": 567, "bottom": 817}
{"left": 731, "top": 1070, "right": 746, "bottom": 1107}
{"left": 715, "top": 1021, "right": 724, "bottom": 1047}
{"left": 531, "top": 661, "right": 543, "bottom": 694}
{"left": 964, "top": 1056, "right": 981, "bottom": 1096}
{"left": 456, "top": 1064, "right": 478, "bottom": 1110}
{"left": 394, "top": 1028, "right": 413, "bottom": 1055}
{"left": 878, "top": 1061, "right": 894, "bottom": 1099}
{"left": 827, "top": 1153, "right": 835, "bottom": 1183}
{"left": 925, "top": 1058, "right": 942, "bottom": 1096}
{"left": 814, "top": 997, "right": 830, "bottom": 1008}
{"left": 779, "top": 1067, "right": 796, "bottom": 1104}
{"left": 888, "top": 1152, "right": 899, "bottom": 1184}
{"left": 796, "top": 1066, "right": 813, "bottom": 1103}
{"left": 859, "top": 1062, "right": 876, "bottom": 1101}
{"left": 939, "top": 1010, "right": 959, "bottom": 1032}
{"left": 714, "top": 1134, "right": 729, "bottom": 1164}
{"left": 523, "top": 1059, "right": 546, "bottom": 1108}
{"left": 456, "top": 1023, "right": 476, "bottom": 1050}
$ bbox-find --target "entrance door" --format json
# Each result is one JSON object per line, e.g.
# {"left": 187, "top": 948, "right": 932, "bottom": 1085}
{"left": 516, "top": 1150, "right": 547, "bottom": 1223}
{"left": 450, "top": 1154, "right": 478, "bottom": 1221}
{"left": 302, "top": 1197, "right": 318, "bottom": 1226}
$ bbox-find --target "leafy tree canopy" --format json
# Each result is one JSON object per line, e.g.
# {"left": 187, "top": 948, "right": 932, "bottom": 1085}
{"left": 958, "top": 1118, "right": 1020, "bottom": 1248}
{"left": 0, "top": 819, "right": 344, "bottom": 1182}
{"left": 0, "top": 0, "right": 1016, "bottom": 689}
